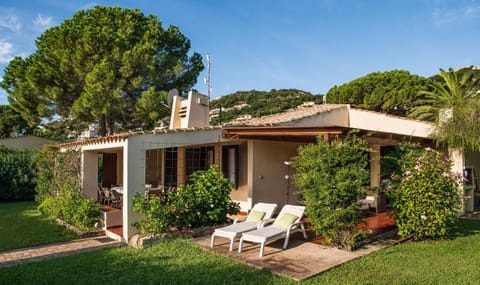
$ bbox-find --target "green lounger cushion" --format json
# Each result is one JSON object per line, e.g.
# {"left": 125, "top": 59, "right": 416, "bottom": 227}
{"left": 273, "top": 213, "right": 298, "bottom": 228}
{"left": 246, "top": 210, "right": 266, "bottom": 222}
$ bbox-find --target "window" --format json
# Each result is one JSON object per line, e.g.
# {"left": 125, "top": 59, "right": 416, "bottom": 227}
{"left": 145, "top": 149, "right": 162, "bottom": 187}
{"left": 186, "top": 146, "right": 214, "bottom": 179}
{"left": 164, "top": 147, "right": 177, "bottom": 187}
{"left": 222, "top": 145, "right": 239, "bottom": 189}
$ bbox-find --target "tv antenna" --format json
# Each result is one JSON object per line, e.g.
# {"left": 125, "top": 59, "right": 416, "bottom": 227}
{"left": 203, "top": 53, "right": 212, "bottom": 101}
{"left": 167, "top": 88, "right": 178, "bottom": 109}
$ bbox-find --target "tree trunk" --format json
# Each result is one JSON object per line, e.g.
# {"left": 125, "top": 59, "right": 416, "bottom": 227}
{"left": 105, "top": 113, "right": 114, "bottom": 136}
{"left": 98, "top": 114, "right": 107, "bottom": 137}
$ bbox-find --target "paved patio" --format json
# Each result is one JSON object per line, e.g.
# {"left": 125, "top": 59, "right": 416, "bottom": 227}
{"left": 194, "top": 230, "right": 399, "bottom": 281}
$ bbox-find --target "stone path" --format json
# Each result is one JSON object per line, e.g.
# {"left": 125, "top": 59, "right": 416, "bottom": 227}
{"left": 0, "top": 236, "right": 122, "bottom": 268}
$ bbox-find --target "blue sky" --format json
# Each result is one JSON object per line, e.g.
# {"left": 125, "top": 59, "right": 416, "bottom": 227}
{"left": 1, "top": 0, "right": 480, "bottom": 105}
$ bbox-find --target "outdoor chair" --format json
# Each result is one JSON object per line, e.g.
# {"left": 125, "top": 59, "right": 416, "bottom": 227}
{"left": 102, "top": 187, "right": 113, "bottom": 205}
{"left": 238, "top": 204, "right": 307, "bottom": 257}
{"left": 97, "top": 185, "right": 106, "bottom": 204}
{"left": 111, "top": 188, "right": 122, "bottom": 208}
{"left": 210, "top": 202, "right": 278, "bottom": 251}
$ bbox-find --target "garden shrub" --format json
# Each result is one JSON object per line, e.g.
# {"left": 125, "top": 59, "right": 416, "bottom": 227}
{"left": 35, "top": 145, "right": 81, "bottom": 202}
{"left": 292, "top": 134, "right": 370, "bottom": 250}
{"left": 35, "top": 145, "right": 100, "bottom": 231}
{"left": 38, "top": 192, "right": 101, "bottom": 232}
{"left": 0, "top": 145, "right": 37, "bottom": 201}
{"left": 132, "top": 193, "right": 173, "bottom": 234}
{"left": 383, "top": 147, "right": 462, "bottom": 240}
{"left": 34, "top": 145, "right": 57, "bottom": 202}
{"left": 133, "top": 165, "right": 240, "bottom": 234}
{"left": 37, "top": 196, "right": 61, "bottom": 218}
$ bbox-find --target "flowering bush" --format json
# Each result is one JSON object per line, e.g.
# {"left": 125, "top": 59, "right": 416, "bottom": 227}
{"left": 383, "top": 147, "right": 462, "bottom": 240}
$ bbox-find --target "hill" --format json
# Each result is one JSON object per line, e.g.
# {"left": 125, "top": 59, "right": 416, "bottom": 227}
{"left": 209, "top": 89, "right": 323, "bottom": 125}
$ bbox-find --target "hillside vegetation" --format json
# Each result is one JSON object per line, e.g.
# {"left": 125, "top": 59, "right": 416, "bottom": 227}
{"left": 209, "top": 89, "right": 323, "bottom": 125}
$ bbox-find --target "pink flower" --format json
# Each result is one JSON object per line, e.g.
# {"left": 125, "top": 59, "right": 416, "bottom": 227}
{"left": 181, "top": 227, "right": 188, "bottom": 233}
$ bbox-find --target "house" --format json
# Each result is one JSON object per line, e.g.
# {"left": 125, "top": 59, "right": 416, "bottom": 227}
{"left": 58, "top": 91, "right": 478, "bottom": 243}
{"left": 0, "top": 135, "right": 57, "bottom": 150}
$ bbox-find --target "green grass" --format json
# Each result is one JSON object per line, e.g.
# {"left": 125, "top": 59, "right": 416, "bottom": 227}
{"left": 0, "top": 201, "right": 78, "bottom": 252}
{"left": 2, "top": 207, "right": 480, "bottom": 284}
{"left": 313, "top": 219, "right": 480, "bottom": 284}
{"left": 0, "top": 239, "right": 291, "bottom": 285}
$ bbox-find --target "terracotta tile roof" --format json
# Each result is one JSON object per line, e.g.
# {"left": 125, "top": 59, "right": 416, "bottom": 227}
{"left": 57, "top": 126, "right": 222, "bottom": 148}
{"left": 224, "top": 104, "right": 349, "bottom": 127}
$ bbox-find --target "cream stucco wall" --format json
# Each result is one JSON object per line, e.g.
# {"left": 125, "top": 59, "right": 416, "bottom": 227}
{"left": 248, "top": 140, "right": 303, "bottom": 211}
{"left": 349, "top": 109, "right": 433, "bottom": 138}
{"left": 81, "top": 151, "right": 99, "bottom": 200}
{"left": 122, "top": 136, "right": 146, "bottom": 241}
{"left": 450, "top": 148, "right": 467, "bottom": 213}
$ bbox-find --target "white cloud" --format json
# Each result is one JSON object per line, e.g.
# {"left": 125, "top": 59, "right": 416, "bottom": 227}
{"left": 433, "top": 3, "right": 480, "bottom": 25}
{"left": 0, "top": 15, "right": 21, "bottom": 33}
{"left": 464, "top": 4, "right": 480, "bottom": 17}
{"left": 0, "top": 41, "right": 14, "bottom": 63}
{"left": 33, "top": 14, "right": 54, "bottom": 31}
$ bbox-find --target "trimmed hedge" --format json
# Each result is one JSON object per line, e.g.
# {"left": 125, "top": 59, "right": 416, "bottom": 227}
{"left": 0, "top": 145, "right": 37, "bottom": 201}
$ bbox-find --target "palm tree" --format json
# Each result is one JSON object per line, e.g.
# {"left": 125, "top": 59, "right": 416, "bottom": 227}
{"left": 410, "top": 66, "right": 480, "bottom": 150}
{"left": 409, "top": 67, "right": 479, "bottom": 122}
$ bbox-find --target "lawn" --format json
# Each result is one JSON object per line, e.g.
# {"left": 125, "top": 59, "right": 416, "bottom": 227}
{"left": 2, "top": 204, "right": 480, "bottom": 284}
{"left": 0, "top": 239, "right": 291, "bottom": 285}
{"left": 314, "top": 218, "right": 480, "bottom": 284}
{"left": 0, "top": 201, "right": 78, "bottom": 252}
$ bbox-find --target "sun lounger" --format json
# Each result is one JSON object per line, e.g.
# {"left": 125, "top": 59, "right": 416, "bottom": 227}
{"left": 210, "top": 202, "right": 277, "bottom": 251}
{"left": 238, "top": 204, "right": 307, "bottom": 257}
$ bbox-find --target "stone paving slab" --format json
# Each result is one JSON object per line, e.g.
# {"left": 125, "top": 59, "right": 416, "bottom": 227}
{"left": 194, "top": 234, "right": 398, "bottom": 281}
{"left": 0, "top": 236, "right": 122, "bottom": 268}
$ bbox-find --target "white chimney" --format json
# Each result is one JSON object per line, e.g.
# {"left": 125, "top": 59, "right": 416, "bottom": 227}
{"left": 169, "top": 90, "right": 210, "bottom": 129}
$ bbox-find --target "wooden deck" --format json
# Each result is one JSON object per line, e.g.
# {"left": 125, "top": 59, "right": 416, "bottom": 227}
{"left": 107, "top": 226, "right": 123, "bottom": 236}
